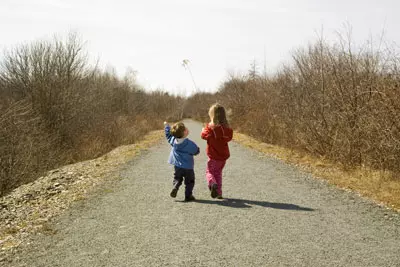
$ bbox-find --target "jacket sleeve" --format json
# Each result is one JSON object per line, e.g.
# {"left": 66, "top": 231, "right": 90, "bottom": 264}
{"left": 165, "top": 125, "right": 175, "bottom": 146}
{"left": 201, "top": 125, "right": 211, "bottom": 140}
{"left": 187, "top": 141, "right": 200, "bottom": 155}
{"left": 223, "top": 127, "right": 233, "bottom": 142}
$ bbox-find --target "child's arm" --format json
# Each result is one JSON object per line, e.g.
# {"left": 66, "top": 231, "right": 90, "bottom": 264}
{"left": 193, "top": 146, "right": 200, "bottom": 156}
{"left": 224, "top": 127, "right": 233, "bottom": 142}
{"left": 164, "top": 122, "right": 175, "bottom": 146}
{"left": 201, "top": 125, "right": 211, "bottom": 140}
{"left": 188, "top": 141, "right": 200, "bottom": 156}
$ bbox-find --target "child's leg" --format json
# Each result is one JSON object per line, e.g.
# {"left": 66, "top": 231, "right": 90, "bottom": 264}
{"left": 173, "top": 166, "right": 184, "bottom": 190}
{"left": 214, "top": 160, "right": 226, "bottom": 196}
{"left": 183, "top": 169, "right": 195, "bottom": 197}
{"left": 206, "top": 159, "right": 217, "bottom": 188}
{"left": 206, "top": 159, "right": 226, "bottom": 196}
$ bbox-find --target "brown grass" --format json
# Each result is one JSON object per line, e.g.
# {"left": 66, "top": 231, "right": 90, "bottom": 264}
{"left": 184, "top": 30, "right": 400, "bottom": 211}
{"left": 186, "top": 32, "right": 400, "bottom": 174}
{"left": 0, "top": 33, "right": 182, "bottom": 196}
{"left": 234, "top": 132, "right": 400, "bottom": 211}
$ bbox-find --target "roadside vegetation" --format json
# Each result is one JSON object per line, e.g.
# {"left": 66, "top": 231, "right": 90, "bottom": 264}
{"left": 185, "top": 33, "right": 400, "bottom": 210}
{"left": 0, "top": 33, "right": 183, "bottom": 196}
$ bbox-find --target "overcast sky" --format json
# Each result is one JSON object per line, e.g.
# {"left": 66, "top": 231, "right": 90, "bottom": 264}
{"left": 1, "top": 0, "right": 399, "bottom": 95}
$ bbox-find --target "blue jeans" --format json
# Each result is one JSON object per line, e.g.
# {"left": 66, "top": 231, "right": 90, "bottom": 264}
{"left": 173, "top": 166, "right": 195, "bottom": 197}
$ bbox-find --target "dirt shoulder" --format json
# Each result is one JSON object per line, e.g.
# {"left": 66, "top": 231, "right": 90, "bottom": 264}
{"left": 0, "top": 130, "right": 163, "bottom": 260}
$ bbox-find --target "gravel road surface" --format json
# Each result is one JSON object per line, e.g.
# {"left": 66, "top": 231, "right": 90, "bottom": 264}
{"left": 9, "top": 120, "right": 400, "bottom": 267}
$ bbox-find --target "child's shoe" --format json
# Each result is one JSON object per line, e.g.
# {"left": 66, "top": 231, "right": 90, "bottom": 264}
{"left": 170, "top": 188, "right": 178, "bottom": 198}
{"left": 210, "top": 184, "right": 218, "bottom": 199}
{"left": 184, "top": 195, "right": 196, "bottom": 202}
{"left": 216, "top": 195, "right": 223, "bottom": 199}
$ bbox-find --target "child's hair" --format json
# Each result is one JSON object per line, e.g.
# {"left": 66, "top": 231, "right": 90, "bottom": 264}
{"left": 209, "top": 103, "right": 229, "bottom": 126}
{"left": 171, "top": 122, "right": 186, "bottom": 138}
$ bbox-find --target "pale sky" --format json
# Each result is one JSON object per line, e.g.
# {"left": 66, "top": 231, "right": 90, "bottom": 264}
{"left": 1, "top": 0, "right": 399, "bottom": 95}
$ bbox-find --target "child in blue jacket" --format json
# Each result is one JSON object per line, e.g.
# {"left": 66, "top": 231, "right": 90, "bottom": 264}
{"left": 164, "top": 121, "right": 200, "bottom": 201}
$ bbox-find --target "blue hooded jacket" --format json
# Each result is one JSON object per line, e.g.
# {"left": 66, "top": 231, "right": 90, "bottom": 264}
{"left": 165, "top": 125, "right": 200, "bottom": 169}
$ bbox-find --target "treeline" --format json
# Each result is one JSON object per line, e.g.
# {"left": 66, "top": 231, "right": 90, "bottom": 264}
{"left": 0, "top": 33, "right": 183, "bottom": 196}
{"left": 185, "top": 37, "right": 400, "bottom": 174}
{"left": 3, "top": 32, "right": 399, "bottom": 196}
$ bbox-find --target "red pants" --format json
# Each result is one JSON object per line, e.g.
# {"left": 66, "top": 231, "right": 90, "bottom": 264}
{"left": 206, "top": 158, "right": 226, "bottom": 196}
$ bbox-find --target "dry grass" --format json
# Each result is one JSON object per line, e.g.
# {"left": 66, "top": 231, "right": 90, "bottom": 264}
{"left": 234, "top": 132, "right": 400, "bottom": 212}
{"left": 186, "top": 32, "right": 400, "bottom": 174}
{"left": 185, "top": 32, "right": 400, "bottom": 212}
{"left": 0, "top": 33, "right": 183, "bottom": 196}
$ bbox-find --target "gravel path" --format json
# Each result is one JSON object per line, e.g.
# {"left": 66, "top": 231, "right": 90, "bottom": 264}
{"left": 9, "top": 120, "right": 400, "bottom": 267}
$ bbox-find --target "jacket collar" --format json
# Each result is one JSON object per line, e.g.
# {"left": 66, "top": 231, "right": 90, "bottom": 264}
{"left": 175, "top": 138, "right": 186, "bottom": 144}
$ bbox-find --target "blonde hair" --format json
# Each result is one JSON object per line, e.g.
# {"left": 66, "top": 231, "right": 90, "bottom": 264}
{"left": 209, "top": 103, "right": 229, "bottom": 126}
{"left": 170, "top": 122, "right": 186, "bottom": 138}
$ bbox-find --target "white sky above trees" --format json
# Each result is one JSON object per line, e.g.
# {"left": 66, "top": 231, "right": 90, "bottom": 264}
{"left": 1, "top": 0, "right": 399, "bottom": 95}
